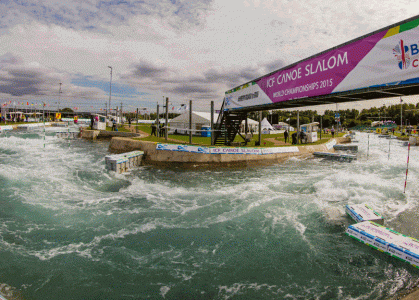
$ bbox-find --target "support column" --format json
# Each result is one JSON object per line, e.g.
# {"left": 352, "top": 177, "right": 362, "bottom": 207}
{"left": 245, "top": 114, "right": 248, "bottom": 134}
{"left": 258, "top": 111, "right": 262, "bottom": 146}
{"left": 136, "top": 108, "right": 139, "bottom": 132}
{"left": 165, "top": 97, "right": 169, "bottom": 141}
{"left": 297, "top": 110, "right": 300, "bottom": 144}
{"left": 156, "top": 104, "right": 160, "bottom": 138}
{"left": 210, "top": 101, "right": 214, "bottom": 146}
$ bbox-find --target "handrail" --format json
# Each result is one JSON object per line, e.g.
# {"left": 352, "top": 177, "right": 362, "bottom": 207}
{"left": 215, "top": 98, "right": 225, "bottom": 128}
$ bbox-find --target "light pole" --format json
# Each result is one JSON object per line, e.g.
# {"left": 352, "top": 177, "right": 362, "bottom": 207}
{"left": 108, "top": 66, "right": 112, "bottom": 118}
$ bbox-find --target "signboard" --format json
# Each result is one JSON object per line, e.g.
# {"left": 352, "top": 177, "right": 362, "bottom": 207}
{"left": 225, "top": 17, "right": 419, "bottom": 111}
{"left": 261, "top": 147, "right": 299, "bottom": 154}
{"left": 156, "top": 144, "right": 210, "bottom": 154}
{"left": 156, "top": 144, "right": 298, "bottom": 155}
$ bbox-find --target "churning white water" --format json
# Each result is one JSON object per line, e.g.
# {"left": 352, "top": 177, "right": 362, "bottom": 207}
{"left": 0, "top": 128, "right": 418, "bottom": 300}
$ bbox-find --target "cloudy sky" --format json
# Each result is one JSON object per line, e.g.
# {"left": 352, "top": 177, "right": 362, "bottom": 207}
{"left": 0, "top": 0, "right": 418, "bottom": 113}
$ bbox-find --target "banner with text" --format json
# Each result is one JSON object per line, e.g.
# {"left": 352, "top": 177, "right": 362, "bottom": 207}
{"left": 156, "top": 144, "right": 302, "bottom": 155}
{"left": 225, "top": 17, "right": 419, "bottom": 110}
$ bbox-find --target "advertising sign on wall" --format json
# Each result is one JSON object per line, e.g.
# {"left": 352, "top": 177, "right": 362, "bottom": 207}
{"left": 225, "top": 17, "right": 419, "bottom": 111}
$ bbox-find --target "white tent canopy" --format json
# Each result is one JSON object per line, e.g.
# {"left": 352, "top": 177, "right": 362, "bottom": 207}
{"left": 261, "top": 117, "right": 274, "bottom": 130}
{"left": 169, "top": 111, "right": 219, "bottom": 135}
{"left": 240, "top": 118, "right": 259, "bottom": 126}
{"left": 240, "top": 118, "right": 259, "bottom": 133}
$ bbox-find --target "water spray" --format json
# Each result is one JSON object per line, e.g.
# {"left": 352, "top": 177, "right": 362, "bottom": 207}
{"left": 404, "top": 142, "right": 410, "bottom": 193}
{"left": 388, "top": 139, "right": 391, "bottom": 160}
{"left": 367, "top": 134, "right": 370, "bottom": 159}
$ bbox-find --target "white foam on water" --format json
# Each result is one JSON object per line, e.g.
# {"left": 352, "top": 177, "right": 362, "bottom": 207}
{"left": 160, "top": 286, "right": 170, "bottom": 298}
{"left": 0, "top": 132, "right": 113, "bottom": 213}
{"left": 218, "top": 282, "right": 278, "bottom": 299}
{"left": 26, "top": 222, "right": 157, "bottom": 261}
{"left": 311, "top": 133, "right": 419, "bottom": 222}
{"left": 2, "top": 130, "right": 419, "bottom": 299}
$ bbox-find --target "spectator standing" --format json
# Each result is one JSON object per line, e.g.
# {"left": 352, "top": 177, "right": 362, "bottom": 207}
{"left": 151, "top": 123, "right": 157, "bottom": 136}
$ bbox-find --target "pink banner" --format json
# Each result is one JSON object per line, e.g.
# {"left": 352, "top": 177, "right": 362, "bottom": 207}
{"left": 257, "top": 31, "right": 387, "bottom": 103}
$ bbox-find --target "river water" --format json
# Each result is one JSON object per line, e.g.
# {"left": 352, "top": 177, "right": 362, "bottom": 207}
{"left": 0, "top": 127, "right": 418, "bottom": 300}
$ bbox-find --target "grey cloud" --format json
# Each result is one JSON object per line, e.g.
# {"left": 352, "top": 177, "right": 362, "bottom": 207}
{"left": 263, "top": 59, "right": 286, "bottom": 74}
{"left": 0, "top": 67, "right": 53, "bottom": 96}
{"left": 0, "top": 53, "right": 22, "bottom": 65}
{"left": 0, "top": 0, "right": 213, "bottom": 32}
{"left": 0, "top": 55, "right": 46, "bottom": 96}
{"left": 129, "top": 61, "right": 169, "bottom": 79}
{"left": 169, "top": 84, "right": 214, "bottom": 96}
{"left": 123, "top": 59, "right": 287, "bottom": 100}
{"left": 0, "top": 54, "right": 103, "bottom": 98}
{"left": 0, "top": 84, "right": 40, "bottom": 97}
{"left": 201, "top": 60, "right": 285, "bottom": 88}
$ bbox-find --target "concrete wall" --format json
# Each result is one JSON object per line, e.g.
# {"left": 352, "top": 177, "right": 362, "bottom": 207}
{"left": 108, "top": 136, "right": 351, "bottom": 167}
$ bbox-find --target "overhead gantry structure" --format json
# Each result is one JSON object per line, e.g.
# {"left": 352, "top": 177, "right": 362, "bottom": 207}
{"left": 213, "top": 15, "right": 419, "bottom": 145}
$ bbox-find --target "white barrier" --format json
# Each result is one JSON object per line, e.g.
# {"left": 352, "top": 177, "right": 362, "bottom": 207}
{"left": 18, "top": 123, "right": 51, "bottom": 129}
{"left": 345, "top": 204, "right": 384, "bottom": 225}
{"left": 346, "top": 221, "right": 419, "bottom": 269}
{"left": 325, "top": 139, "right": 337, "bottom": 150}
{"left": 105, "top": 151, "right": 144, "bottom": 173}
{"left": 55, "top": 131, "right": 79, "bottom": 139}
{"left": 0, "top": 125, "right": 13, "bottom": 132}
{"left": 105, "top": 156, "right": 128, "bottom": 173}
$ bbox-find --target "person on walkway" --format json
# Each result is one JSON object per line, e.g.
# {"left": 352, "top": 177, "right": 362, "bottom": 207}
{"left": 151, "top": 123, "right": 157, "bottom": 136}
{"left": 284, "top": 130, "right": 289, "bottom": 143}
{"left": 112, "top": 119, "right": 116, "bottom": 131}
{"left": 331, "top": 127, "right": 335, "bottom": 137}
{"left": 160, "top": 124, "right": 165, "bottom": 137}
{"left": 291, "top": 132, "right": 297, "bottom": 145}
{"left": 300, "top": 131, "right": 306, "bottom": 144}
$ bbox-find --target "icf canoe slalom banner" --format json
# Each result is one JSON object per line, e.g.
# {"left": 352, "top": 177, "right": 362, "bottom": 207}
{"left": 224, "top": 17, "right": 419, "bottom": 111}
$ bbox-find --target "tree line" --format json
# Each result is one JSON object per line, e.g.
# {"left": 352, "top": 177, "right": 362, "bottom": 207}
{"left": 247, "top": 102, "right": 419, "bottom": 128}
{"left": 63, "top": 101, "right": 419, "bottom": 129}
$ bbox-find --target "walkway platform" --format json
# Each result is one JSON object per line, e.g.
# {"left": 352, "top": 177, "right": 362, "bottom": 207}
{"left": 313, "top": 152, "right": 357, "bottom": 161}
{"left": 333, "top": 144, "right": 358, "bottom": 152}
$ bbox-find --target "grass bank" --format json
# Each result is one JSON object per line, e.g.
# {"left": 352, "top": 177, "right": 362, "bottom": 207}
{"left": 132, "top": 124, "right": 344, "bottom": 147}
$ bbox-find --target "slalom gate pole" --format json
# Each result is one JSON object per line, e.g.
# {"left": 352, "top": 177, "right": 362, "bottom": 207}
{"left": 404, "top": 142, "right": 410, "bottom": 194}
{"left": 43, "top": 119, "right": 46, "bottom": 148}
